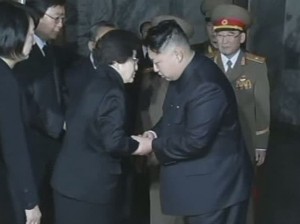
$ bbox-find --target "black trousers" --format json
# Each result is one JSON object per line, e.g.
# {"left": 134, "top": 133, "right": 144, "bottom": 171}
{"left": 54, "top": 191, "right": 119, "bottom": 224}
{"left": 184, "top": 200, "right": 248, "bottom": 224}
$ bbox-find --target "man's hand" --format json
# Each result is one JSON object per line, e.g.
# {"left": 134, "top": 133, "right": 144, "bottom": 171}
{"left": 25, "top": 205, "right": 41, "bottom": 224}
{"left": 256, "top": 149, "right": 266, "bottom": 166}
{"left": 131, "top": 135, "right": 153, "bottom": 155}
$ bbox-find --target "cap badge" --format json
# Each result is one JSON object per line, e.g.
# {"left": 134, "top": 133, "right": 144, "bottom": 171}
{"left": 221, "top": 19, "right": 228, "bottom": 25}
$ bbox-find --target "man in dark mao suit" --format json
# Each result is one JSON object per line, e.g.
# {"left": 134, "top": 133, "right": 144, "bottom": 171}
{"left": 132, "top": 20, "right": 253, "bottom": 224}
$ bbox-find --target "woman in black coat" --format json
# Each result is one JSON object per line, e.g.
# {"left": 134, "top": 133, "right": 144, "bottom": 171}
{"left": 52, "top": 30, "right": 151, "bottom": 224}
{"left": 0, "top": 2, "right": 41, "bottom": 224}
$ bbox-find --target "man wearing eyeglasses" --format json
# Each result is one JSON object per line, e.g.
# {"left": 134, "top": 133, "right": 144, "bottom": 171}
{"left": 209, "top": 4, "right": 270, "bottom": 224}
{"left": 13, "top": 1, "right": 68, "bottom": 224}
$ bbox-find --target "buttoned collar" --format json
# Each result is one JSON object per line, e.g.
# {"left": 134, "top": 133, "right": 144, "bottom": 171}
{"left": 173, "top": 51, "right": 198, "bottom": 93}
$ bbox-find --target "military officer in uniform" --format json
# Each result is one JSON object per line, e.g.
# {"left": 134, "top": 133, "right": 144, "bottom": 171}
{"left": 209, "top": 4, "right": 270, "bottom": 224}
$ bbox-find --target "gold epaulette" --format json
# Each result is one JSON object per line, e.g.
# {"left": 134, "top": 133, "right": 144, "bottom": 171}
{"left": 245, "top": 52, "right": 266, "bottom": 63}
{"left": 206, "top": 51, "right": 217, "bottom": 59}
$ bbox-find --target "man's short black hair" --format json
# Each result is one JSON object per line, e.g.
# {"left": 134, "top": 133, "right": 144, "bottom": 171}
{"left": 144, "top": 20, "right": 189, "bottom": 53}
{"left": 26, "top": 0, "right": 66, "bottom": 20}
{"left": 93, "top": 29, "right": 141, "bottom": 67}
{"left": 0, "top": 1, "right": 33, "bottom": 59}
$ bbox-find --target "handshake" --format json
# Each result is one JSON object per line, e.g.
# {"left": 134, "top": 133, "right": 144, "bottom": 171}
{"left": 131, "top": 131, "right": 156, "bottom": 156}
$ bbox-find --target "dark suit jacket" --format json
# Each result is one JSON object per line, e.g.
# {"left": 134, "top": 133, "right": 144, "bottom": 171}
{"left": 52, "top": 65, "right": 138, "bottom": 205}
{"left": 13, "top": 44, "right": 67, "bottom": 190}
{"left": 14, "top": 44, "right": 65, "bottom": 139}
{"left": 152, "top": 53, "right": 253, "bottom": 216}
{"left": 0, "top": 59, "right": 38, "bottom": 210}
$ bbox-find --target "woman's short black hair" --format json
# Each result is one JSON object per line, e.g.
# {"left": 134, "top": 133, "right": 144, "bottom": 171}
{"left": 0, "top": 1, "right": 33, "bottom": 60}
{"left": 93, "top": 29, "right": 141, "bottom": 66}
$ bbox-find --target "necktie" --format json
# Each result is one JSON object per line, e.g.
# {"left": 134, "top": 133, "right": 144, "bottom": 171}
{"left": 226, "top": 59, "right": 233, "bottom": 74}
{"left": 42, "top": 44, "right": 48, "bottom": 57}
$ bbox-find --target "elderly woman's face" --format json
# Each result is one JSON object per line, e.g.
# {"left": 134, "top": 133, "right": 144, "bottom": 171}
{"left": 119, "top": 50, "right": 139, "bottom": 83}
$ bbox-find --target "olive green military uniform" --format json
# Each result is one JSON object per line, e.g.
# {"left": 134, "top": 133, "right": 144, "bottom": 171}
{"left": 210, "top": 3, "right": 270, "bottom": 163}
{"left": 208, "top": 51, "right": 270, "bottom": 163}
{"left": 210, "top": 4, "right": 270, "bottom": 224}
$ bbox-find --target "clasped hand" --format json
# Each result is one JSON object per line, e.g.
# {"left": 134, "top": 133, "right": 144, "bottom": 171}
{"left": 131, "top": 131, "right": 156, "bottom": 156}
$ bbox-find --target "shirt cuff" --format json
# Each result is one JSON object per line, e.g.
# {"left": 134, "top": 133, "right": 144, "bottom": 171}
{"left": 147, "top": 130, "right": 158, "bottom": 139}
{"left": 256, "top": 148, "right": 267, "bottom": 151}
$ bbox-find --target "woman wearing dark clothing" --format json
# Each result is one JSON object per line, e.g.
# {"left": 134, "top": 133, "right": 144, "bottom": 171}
{"left": 51, "top": 30, "right": 151, "bottom": 224}
{"left": 0, "top": 2, "right": 41, "bottom": 224}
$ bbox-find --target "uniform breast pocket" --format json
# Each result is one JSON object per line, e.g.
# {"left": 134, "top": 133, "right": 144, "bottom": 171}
{"left": 235, "top": 88, "right": 254, "bottom": 105}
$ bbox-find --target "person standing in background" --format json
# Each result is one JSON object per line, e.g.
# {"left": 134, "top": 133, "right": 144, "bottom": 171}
{"left": 210, "top": 4, "right": 270, "bottom": 224}
{"left": 0, "top": 2, "right": 41, "bottom": 224}
{"left": 13, "top": 1, "right": 68, "bottom": 223}
{"left": 64, "top": 20, "right": 116, "bottom": 110}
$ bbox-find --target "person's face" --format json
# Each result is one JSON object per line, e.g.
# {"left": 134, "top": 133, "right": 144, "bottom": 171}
{"left": 22, "top": 18, "right": 35, "bottom": 59}
{"left": 216, "top": 30, "right": 245, "bottom": 57}
{"left": 35, "top": 5, "right": 65, "bottom": 40}
{"left": 206, "top": 21, "right": 218, "bottom": 48}
{"left": 119, "top": 50, "right": 139, "bottom": 83}
{"left": 148, "top": 48, "right": 181, "bottom": 81}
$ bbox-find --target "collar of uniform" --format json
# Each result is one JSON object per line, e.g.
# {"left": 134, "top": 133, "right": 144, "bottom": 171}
{"left": 34, "top": 35, "right": 47, "bottom": 56}
{"left": 0, "top": 57, "right": 12, "bottom": 71}
{"left": 174, "top": 51, "right": 198, "bottom": 92}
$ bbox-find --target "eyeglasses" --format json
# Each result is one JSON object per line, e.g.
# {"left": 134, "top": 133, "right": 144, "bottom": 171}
{"left": 45, "top": 14, "right": 66, "bottom": 24}
{"left": 216, "top": 33, "right": 241, "bottom": 40}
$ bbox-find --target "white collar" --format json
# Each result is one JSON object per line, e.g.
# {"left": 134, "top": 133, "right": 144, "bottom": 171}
{"left": 34, "top": 35, "right": 47, "bottom": 56}
{"left": 89, "top": 53, "right": 97, "bottom": 69}
{"left": 221, "top": 49, "right": 241, "bottom": 71}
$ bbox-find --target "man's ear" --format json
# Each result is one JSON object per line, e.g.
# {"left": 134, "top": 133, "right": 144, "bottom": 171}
{"left": 240, "top": 32, "right": 246, "bottom": 44}
{"left": 88, "top": 41, "right": 95, "bottom": 52}
{"left": 174, "top": 49, "right": 183, "bottom": 63}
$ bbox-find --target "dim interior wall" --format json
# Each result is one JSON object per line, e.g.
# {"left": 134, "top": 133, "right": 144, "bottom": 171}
{"left": 248, "top": 0, "right": 300, "bottom": 126}
{"left": 65, "top": 0, "right": 208, "bottom": 56}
